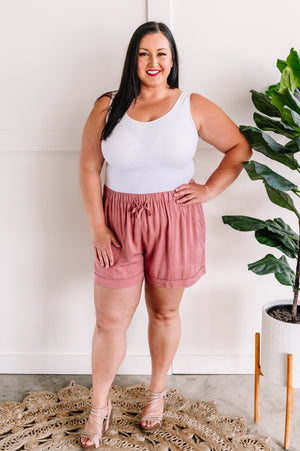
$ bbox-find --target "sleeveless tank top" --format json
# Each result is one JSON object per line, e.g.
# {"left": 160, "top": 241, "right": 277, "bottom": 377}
{"left": 101, "top": 91, "right": 199, "bottom": 194}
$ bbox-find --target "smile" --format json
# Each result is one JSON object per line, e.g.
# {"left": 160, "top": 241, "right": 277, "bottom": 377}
{"left": 146, "top": 70, "right": 161, "bottom": 76}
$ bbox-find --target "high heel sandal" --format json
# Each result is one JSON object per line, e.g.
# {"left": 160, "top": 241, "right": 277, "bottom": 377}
{"left": 139, "top": 388, "right": 167, "bottom": 433}
{"left": 80, "top": 398, "right": 113, "bottom": 450}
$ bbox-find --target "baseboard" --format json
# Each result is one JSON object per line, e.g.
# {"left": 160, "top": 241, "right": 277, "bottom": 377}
{"left": 0, "top": 354, "right": 254, "bottom": 375}
{"left": 172, "top": 354, "right": 254, "bottom": 374}
{"left": 0, "top": 354, "right": 154, "bottom": 375}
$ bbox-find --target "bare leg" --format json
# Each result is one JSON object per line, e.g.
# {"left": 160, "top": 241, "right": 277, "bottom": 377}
{"left": 81, "top": 280, "right": 143, "bottom": 447}
{"left": 140, "top": 280, "right": 185, "bottom": 428}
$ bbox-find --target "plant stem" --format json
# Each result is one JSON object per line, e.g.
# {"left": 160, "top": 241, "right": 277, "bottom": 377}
{"left": 292, "top": 220, "right": 300, "bottom": 321}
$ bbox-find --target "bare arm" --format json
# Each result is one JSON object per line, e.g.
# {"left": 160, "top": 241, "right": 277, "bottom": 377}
{"left": 79, "top": 94, "right": 120, "bottom": 267}
{"left": 175, "top": 93, "right": 252, "bottom": 204}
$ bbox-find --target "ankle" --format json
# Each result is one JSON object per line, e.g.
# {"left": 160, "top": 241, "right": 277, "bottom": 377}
{"left": 148, "top": 384, "right": 166, "bottom": 393}
{"left": 91, "top": 395, "right": 109, "bottom": 409}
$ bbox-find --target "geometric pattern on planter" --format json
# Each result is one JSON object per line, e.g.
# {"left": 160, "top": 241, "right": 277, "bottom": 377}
{"left": 261, "top": 301, "right": 300, "bottom": 387}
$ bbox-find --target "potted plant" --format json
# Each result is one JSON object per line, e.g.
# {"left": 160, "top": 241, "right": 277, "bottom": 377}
{"left": 222, "top": 48, "right": 300, "bottom": 448}
{"left": 222, "top": 47, "right": 300, "bottom": 389}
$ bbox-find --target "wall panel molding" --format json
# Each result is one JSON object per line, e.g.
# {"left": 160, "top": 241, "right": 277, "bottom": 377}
{"left": 173, "top": 354, "right": 254, "bottom": 375}
{"left": 0, "top": 353, "right": 252, "bottom": 374}
{"left": 1, "top": 1, "right": 173, "bottom": 153}
{"left": 0, "top": 133, "right": 212, "bottom": 152}
{"left": 1, "top": 0, "right": 148, "bottom": 153}
{"left": 0, "top": 129, "right": 82, "bottom": 152}
{"left": 0, "top": 354, "right": 171, "bottom": 375}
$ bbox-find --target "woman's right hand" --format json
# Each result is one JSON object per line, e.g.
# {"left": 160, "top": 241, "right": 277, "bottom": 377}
{"left": 92, "top": 224, "right": 121, "bottom": 268}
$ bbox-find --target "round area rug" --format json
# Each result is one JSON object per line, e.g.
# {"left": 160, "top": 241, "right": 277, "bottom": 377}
{"left": 0, "top": 380, "right": 270, "bottom": 450}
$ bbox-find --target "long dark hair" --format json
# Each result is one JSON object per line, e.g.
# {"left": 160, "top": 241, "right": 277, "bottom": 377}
{"left": 100, "top": 21, "right": 179, "bottom": 140}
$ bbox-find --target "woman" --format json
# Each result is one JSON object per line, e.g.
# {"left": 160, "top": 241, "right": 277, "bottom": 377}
{"left": 79, "top": 21, "right": 251, "bottom": 449}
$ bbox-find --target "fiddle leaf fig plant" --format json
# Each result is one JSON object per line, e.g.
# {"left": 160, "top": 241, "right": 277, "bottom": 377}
{"left": 222, "top": 48, "right": 300, "bottom": 322}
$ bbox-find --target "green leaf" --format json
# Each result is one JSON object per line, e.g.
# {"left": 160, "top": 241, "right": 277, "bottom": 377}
{"left": 281, "top": 106, "right": 300, "bottom": 130}
{"left": 222, "top": 215, "right": 299, "bottom": 258}
{"left": 254, "top": 229, "right": 298, "bottom": 258}
{"left": 240, "top": 126, "right": 299, "bottom": 169}
{"left": 253, "top": 112, "right": 298, "bottom": 138}
{"left": 286, "top": 136, "right": 300, "bottom": 153}
{"left": 251, "top": 90, "right": 281, "bottom": 117}
{"left": 280, "top": 67, "right": 300, "bottom": 93}
{"left": 289, "top": 89, "right": 300, "bottom": 113}
{"left": 242, "top": 160, "right": 297, "bottom": 191}
{"left": 275, "top": 271, "right": 295, "bottom": 287}
{"left": 266, "top": 83, "right": 280, "bottom": 97}
{"left": 290, "top": 109, "right": 300, "bottom": 127}
{"left": 222, "top": 215, "right": 266, "bottom": 231}
{"left": 294, "top": 87, "right": 300, "bottom": 102}
{"left": 222, "top": 215, "right": 299, "bottom": 257}
{"left": 277, "top": 59, "right": 287, "bottom": 73}
{"left": 264, "top": 183, "right": 300, "bottom": 218}
{"left": 223, "top": 215, "right": 299, "bottom": 239}
{"left": 280, "top": 48, "right": 300, "bottom": 92}
{"left": 271, "top": 89, "right": 300, "bottom": 116}
{"left": 265, "top": 218, "right": 299, "bottom": 242}
{"left": 260, "top": 218, "right": 299, "bottom": 257}
{"left": 248, "top": 254, "right": 293, "bottom": 275}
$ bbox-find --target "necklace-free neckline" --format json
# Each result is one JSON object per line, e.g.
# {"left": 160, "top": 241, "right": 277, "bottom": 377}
{"left": 125, "top": 91, "right": 185, "bottom": 124}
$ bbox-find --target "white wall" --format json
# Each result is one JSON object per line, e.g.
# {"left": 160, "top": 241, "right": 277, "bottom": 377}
{"left": 171, "top": 0, "right": 300, "bottom": 373}
{"left": 1, "top": 0, "right": 299, "bottom": 374}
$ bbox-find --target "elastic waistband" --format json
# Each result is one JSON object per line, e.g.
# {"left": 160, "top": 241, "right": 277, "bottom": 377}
{"left": 103, "top": 183, "right": 194, "bottom": 203}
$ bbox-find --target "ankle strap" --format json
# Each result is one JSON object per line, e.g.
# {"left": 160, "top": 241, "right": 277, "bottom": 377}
{"left": 148, "top": 389, "right": 167, "bottom": 397}
{"left": 90, "top": 399, "right": 111, "bottom": 418}
{"left": 91, "top": 406, "right": 108, "bottom": 413}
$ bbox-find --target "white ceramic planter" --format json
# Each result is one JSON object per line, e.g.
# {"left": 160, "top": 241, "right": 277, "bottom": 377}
{"left": 261, "top": 300, "right": 300, "bottom": 387}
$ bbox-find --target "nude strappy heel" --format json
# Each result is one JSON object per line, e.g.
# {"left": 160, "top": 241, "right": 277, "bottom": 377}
{"left": 80, "top": 398, "right": 113, "bottom": 450}
{"left": 139, "top": 388, "right": 167, "bottom": 433}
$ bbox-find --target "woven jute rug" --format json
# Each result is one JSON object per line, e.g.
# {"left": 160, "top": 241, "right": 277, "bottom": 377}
{"left": 0, "top": 380, "right": 270, "bottom": 450}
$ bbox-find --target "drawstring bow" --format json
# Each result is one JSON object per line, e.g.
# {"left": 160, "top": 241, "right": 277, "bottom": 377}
{"left": 131, "top": 201, "right": 152, "bottom": 217}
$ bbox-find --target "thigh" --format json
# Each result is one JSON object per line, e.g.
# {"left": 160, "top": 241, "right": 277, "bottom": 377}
{"left": 94, "top": 280, "right": 143, "bottom": 328}
{"left": 143, "top": 191, "right": 206, "bottom": 289}
{"left": 94, "top": 186, "right": 144, "bottom": 289}
{"left": 144, "top": 280, "right": 184, "bottom": 316}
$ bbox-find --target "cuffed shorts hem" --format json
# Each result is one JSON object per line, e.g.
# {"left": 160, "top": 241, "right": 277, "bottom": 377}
{"left": 94, "top": 266, "right": 206, "bottom": 290}
{"left": 145, "top": 265, "right": 206, "bottom": 289}
{"left": 94, "top": 270, "right": 144, "bottom": 289}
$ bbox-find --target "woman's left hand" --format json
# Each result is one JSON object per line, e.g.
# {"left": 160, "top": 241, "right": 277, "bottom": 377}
{"left": 174, "top": 180, "right": 214, "bottom": 204}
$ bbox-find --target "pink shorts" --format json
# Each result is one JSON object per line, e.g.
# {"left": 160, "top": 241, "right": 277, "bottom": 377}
{"left": 94, "top": 182, "right": 206, "bottom": 289}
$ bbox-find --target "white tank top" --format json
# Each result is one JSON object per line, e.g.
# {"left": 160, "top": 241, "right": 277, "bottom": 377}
{"left": 101, "top": 91, "right": 199, "bottom": 194}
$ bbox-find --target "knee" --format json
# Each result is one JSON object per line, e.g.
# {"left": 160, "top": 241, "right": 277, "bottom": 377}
{"left": 149, "top": 306, "right": 179, "bottom": 324}
{"left": 95, "top": 312, "right": 126, "bottom": 335}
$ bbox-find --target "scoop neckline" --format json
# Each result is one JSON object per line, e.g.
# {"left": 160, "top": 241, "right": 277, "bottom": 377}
{"left": 125, "top": 91, "right": 185, "bottom": 124}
